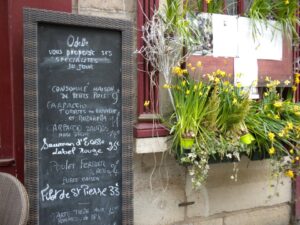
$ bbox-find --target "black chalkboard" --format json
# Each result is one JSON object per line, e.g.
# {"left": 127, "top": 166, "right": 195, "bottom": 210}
{"left": 24, "top": 9, "right": 133, "bottom": 225}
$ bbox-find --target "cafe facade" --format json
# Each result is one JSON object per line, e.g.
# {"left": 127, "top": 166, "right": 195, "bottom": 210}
{"left": 0, "top": 0, "right": 300, "bottom": 224}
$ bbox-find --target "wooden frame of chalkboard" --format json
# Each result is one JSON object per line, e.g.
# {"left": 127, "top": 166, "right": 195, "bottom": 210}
{"left": 24, "top": 8, "right": 133, "bottom": 225}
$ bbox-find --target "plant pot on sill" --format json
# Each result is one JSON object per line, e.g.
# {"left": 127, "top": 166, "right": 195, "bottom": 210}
{"left": 240, "top": 133, "right": 255, "bottom": 145}
{"left": 180, "top": 138, "right": 195, "bottom": 149}
{"left": 239, "top": 133, "right": 271, "bottom": 161}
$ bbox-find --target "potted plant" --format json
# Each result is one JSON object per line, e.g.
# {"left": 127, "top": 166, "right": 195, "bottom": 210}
{"left": 245, "top": 76, "right": 300, "bottom": 178}
{"left": 246, "top": 0, "right": 299, "bottom": 41}
{"left": 164, "top": 64, "right": 253, "bottom": 188}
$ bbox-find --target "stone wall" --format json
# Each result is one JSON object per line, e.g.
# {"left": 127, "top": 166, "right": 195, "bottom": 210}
{"left": 134, "top": 154, "right": 291, "bottom": 225}
{"left": 73, "top": 0, "right": 136, "bottom": 20}
{"left": 73, "top": 1, "right": 292, "bottom": 224}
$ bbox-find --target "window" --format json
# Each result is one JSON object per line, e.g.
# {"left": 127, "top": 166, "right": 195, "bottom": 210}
{"left": 135, "top": 0, "right": 297, "bottom": 138}
{"left": 135, "top": 0, "right": 169, "bottom": 138}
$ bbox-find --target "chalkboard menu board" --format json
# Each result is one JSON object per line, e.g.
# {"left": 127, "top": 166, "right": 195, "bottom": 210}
{"left": 24, "top": 9, "right": 133, "bottom": 225}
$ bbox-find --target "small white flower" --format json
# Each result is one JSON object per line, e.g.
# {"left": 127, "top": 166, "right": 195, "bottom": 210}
{"left": 233, "top": 151, "right": 240, "bottom": 161}
{"left": 189, "top": 169, "right": 195, "bottom": 176}
{"left": 226, "top": 153, "right": 232, "bottom": 159}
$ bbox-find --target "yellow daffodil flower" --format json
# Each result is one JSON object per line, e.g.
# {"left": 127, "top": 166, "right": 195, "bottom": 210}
{"left": 182, "top": 69, "right": 188, "bottom": 75}
{"left": 144, "top": 100, "right": 150, "bottom": 107}
{"left": 284, "top": 80, "right": 291, "bottom": 85}
{"left": 268, "top": 132, "right": 275, "bottom": 141}
{"left": 163, "top": 83, "right": 171, "bottom": 89}
{"left": 216, "top": 69, "right": 226, "bottom": 77}
{"left": 172, "top": 66, "right": 181, "bottom": 75}
{"left": 220, "top": 71, "right": 226, "bottom": 77}
{"left": 274, "top": 115, "right": 280, "bottom": 120}
{"left": 285, "top": 170, "right": 294, "bottom": 178}
{"left": 287, "top": 122, "right": 293, "bottom": 129}
{"left": 207, "top": 74, "right": 214, "bottom": 81}
{"left": 290, "top": 149, "right": 294, "bottom": 154}
{"left": 233, "top": 98, "right": 238, "bottom": 105}
{"left": 274, "top": 101, "right": 283, "bottom": 108}
{"left": 268, "top": 147, "right": 275, "bottom": 155}
{"left": 196, "top": 61, "right": 202, "bottom": 68}
{"left": 292, "top": 86, "right": 297, "bottom": 92}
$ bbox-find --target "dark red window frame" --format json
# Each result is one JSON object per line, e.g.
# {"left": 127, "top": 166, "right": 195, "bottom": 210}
{"left": 135, "top": 0, "right": 169, "bottom": 138}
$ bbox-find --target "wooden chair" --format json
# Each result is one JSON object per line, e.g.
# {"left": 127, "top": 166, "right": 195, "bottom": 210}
{"left": 0, "top": 172, "right": 29, "bottom": 225}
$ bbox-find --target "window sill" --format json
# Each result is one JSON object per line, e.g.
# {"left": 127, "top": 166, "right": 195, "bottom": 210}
{"left": 135, "top": 136, "right": 170, "bottom": 154}
{"left": 134, "top": 122, "right": 170, "bottom": 154}
{"left": 133, "top": 122, "right": 169, "bottom": 138}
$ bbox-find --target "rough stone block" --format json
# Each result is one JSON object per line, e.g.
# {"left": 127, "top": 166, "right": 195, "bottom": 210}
{"left": 173, "top": 218, "right": 223, "bottom": 225}
{"left": 186, "top": 157, "right": 291, "bottom": 217}
{"left": 78, "top": 8, "right": 134, "bottom": 20}
{"left": 134, "top": 153, "right": 186, "bottom": 225}
{"left": 224, "top": 204, "right": 291, "bottom": 225}
{"left": 134, "top": 187, "right": 185, "bottom": 225}
{"left": 78, "top": 0, "right": 135, "bottom": 13}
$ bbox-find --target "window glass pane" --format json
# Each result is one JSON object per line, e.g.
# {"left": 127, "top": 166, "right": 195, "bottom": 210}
{"left": 243, "top": 0, "right": 253, "bottom": 14}
{"left": 187, "top": 0, "right": 202, "bottom": 12}
{"left": 225, "top": 0, "right": 237, "bottom": 15}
